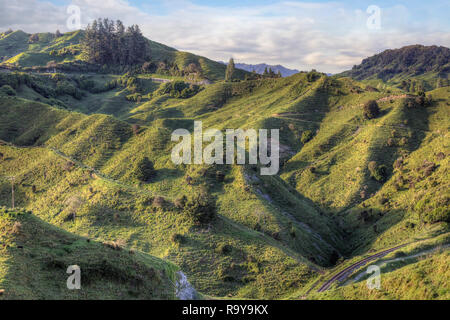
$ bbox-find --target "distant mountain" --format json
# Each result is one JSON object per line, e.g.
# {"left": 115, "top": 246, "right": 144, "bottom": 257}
{"left": 339, "top": 45, "right": 450, "bottom": 89}
{"left": 221, "top": 61, "right": 299, "bottom": 77}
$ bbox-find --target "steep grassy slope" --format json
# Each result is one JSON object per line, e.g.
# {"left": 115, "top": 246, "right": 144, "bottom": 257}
{"left": 0, "top": 208, "right": 178, "bottom": 299}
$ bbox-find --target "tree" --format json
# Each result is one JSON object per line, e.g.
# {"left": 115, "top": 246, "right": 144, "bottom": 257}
{"left": 368, "top": 161, "right": 388, "bottom": 182}
{"left": 55, "top": 30, "right": 62, "bottom": 37}
{"left": 135, "top": 157, "right": 156, "bottom": 182}
{"left": 183, "top": 192, "right": 216, "bottom": 225}
{"left": 363, "top": 100, "right": 380, "bottom": 119}
{"left": 225, "top": 58, "right": 235, "bottom": 81}
{"left": 82, "top": 18, "right": 150, "bottom": 66}
{"left": 28, "top": 33, "right": 39, "bottom": 43}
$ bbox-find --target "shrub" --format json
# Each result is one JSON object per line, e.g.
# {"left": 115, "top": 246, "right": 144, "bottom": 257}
{"left": 28, "top": 33, "right": 39, "bottom": 43}
{"left": 152, "top": 196, "right": 165, "bottom": 208}
{"left": 393, "top": 157, "right": 404, "bottom": 169}
{"left": 403, "top": 97, "right": 419, "bottom": 108}
{"left": 131, "top": 124, "right": 140, "bottom": 135}
{"left": 135, "top": 157, "right": 156, "bottom": 182}
{"left": 368, "top": 161, "right": 388, "bottom": 182}
{"left": 0, "top": 85, "right": 16, "bottom": 96}
{"left": 289, "top": 225, "right": 296, "bottom": 238}
{"left": 301, "top": 130, "right": 314, "bottom": 144}
{"left": 306, "top": 71, "right": 320, "bottom": 82}
{"left": 183, "top": 192, "right": 216, "bottom": 225}
{"left": 159, "top": 81, "right": 200, "bottom": 98}
{"left": 174, "top": 195, "right": 187, "bottom": 209}
{"left": 216, "top": 243, "right": 233, "bottom": 255}
{"left": 63, "top": 161, "right": 75, "bottom": 171}
{"left": 216, "top": 171, "right": 225, "bottom": 182}
{"left": 387, "top": 138, "right": 395, "bottom": 147}
{"left": 363, "top": 100, "right": 380, "bottom": 119}
{"left": 436, "top": 152, "right": 445, "bottom": 161}
{"left": 171, "top": 233, "right": 185, "bottom": 244}
{"left": 11, "top": 221, "right": 22, "bottom": 235}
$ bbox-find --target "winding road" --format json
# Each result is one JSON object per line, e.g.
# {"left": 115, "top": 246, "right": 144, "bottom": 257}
{"left": 317, "top": 243, "right": 408, "bottom": 292}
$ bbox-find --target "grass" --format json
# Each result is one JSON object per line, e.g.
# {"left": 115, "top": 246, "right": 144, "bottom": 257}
{"left": 0, "top": 36, "right": 448, "bottom": 299}
{"left": 311, "top": 249, "right": 449, "bottom": 300}
{"left": 0, "top": 207, "right": 178, "bottom": 299}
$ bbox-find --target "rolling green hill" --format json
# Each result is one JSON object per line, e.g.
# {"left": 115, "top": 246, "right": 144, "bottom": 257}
{"left": 0, "top": 29, "right": 448, "bottom": 299}
{"left": 0, "top": 29, "right": 247, "bottom": 81}
{"left": 0, "top": 207, "right": 178, "bottom": 299}
{"left": 339, "top": 45, "right": 450, "bottom": 91}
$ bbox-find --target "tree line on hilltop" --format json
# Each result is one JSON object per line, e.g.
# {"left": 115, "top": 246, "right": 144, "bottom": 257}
{"left": 82, "top": 18, "right": 149, "bottom": 66}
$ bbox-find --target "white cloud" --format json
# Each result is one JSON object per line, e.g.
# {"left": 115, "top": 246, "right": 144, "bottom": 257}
{"left": 0, "top": 0, "right": 448, "bottom": 73}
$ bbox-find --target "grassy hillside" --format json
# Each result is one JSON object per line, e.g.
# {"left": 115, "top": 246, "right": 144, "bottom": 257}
{"left": 312, "top": 248, "right": 449, "bottom": 300}
{"left": 0, "top": 37, "right": 448, "bottom": 299}
{"left": 0, "top": 95, "right": 336, "bottom": 298}
{"left": 0, "top": 207, "right": 178, "bottom": 299}
{"left": 0, "top": 30, "right": 247, "bottom": 81}
{"left": 339, "top": 45, "right": 450, "bottom": 91}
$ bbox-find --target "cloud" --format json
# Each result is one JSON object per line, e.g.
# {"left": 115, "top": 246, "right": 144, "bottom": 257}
{"left": 0, "top": 0, "right": 448, "bottom": 73}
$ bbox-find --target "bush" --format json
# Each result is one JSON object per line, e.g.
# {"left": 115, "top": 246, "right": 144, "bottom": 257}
{"left": 216, "top": 171, "right": 225, "bottom": 182}
{"left": 0, "top": 85, "right": 16, "bottom": 96}
{"left": 363, "top": 100, "right": 380, "bottom": 119}
{"left": 160, "top": 81, "right": 200, "bottom": 99}
{"left": 306, "top": 71, "right": 320, "bottom": 82}
{"left": 152, "top": 196, "right": 165, "bottom": 208}
{"left": 135, "top": 157, "right": 156, "bottom": 182}
{"left": 171, "top": 233, "right": 185, "bottom": 244}
{"left": 368, "top": 161, "right": 388, "bottom": 182}
{"left": 216, "top": 243, "right": 233, "bottom": 255}
{"left": 301, "top": 130, "right": 314, "bottom": 144}
{"left": 174, "top": 195, "right": 187, "bottom": 209}
{"left": 131, "top": 124, "right": 140, "bottom": 135}
{"left": 183, "top": 192, "right": 216, "bottom": 225}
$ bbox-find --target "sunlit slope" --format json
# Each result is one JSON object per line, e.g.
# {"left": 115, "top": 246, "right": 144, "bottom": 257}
{"left": 0, "top": 96, "right": 338, "bottom": 299}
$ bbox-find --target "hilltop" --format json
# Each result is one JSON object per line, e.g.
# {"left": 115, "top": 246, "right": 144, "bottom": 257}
{"left": 221, "top": 61, "right": 300, "bottom": 77}
{"left": 0, "top": 28, "right": 248, "bottom": 81}
{"left": 339, "top": 45, "right": 450, "bottom": 91}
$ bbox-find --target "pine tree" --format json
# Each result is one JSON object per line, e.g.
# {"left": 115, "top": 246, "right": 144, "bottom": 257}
{"left": 82, "top": 18, "right": 150, "bottom": 66}
{"left": 225, "top": 58, "right": 235, "bottom": 81}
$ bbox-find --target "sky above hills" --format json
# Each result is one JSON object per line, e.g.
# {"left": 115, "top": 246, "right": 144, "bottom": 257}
{"left": 1, "top": 0, "right": 449, "bottom": 73}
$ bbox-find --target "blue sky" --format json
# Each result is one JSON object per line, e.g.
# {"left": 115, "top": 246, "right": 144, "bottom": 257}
{"left": 1, "top": 0, "right": 449, "bottom": 73}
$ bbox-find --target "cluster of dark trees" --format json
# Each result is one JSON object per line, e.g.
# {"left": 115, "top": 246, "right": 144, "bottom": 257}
{"left": 83, "top": 18, "right": 149, "bottom": 66}
{"left": 262, "top": 67, "right": 282, "bottom": 78}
